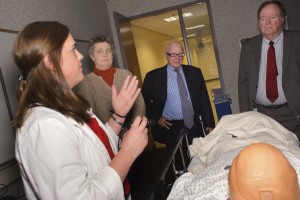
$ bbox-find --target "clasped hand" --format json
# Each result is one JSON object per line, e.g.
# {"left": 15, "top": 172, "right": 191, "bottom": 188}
{"left": 121, "top": 116, "right": 148, "bottom": 159}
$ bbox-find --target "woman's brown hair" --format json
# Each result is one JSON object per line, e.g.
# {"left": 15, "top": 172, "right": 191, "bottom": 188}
{"left": 12, "top": 21, "right": 91, "bottom": 129}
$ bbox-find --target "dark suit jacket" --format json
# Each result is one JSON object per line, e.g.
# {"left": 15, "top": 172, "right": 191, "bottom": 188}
{"left": 142, "top": 64, "right": 215, "bottom": 138}
{"left": 238, "top": 30, "right": 300, "bottom": 120}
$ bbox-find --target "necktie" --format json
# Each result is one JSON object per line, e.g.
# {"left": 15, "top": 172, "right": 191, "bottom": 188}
{"left": 175, "top": 69, "right": 194, "bottom": 129}
{"left": 266, "top": 41, "right": 278, "bottom": 103}
{"left": 86, "top": 118, "right": 130, "bottom": 198}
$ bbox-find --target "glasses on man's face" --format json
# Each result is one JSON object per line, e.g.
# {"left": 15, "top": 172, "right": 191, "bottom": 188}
{"left": 166, "top": 52, "right": 185, "bottom": 58}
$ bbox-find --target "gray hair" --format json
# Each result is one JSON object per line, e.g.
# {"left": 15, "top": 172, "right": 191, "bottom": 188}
{"left": 87, "top": 35, "right": 115, "bottom": 56}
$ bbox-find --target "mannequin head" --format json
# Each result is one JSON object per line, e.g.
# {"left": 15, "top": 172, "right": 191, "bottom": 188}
{"left": 228, "top": 143, "right": 300, "bottom": 200}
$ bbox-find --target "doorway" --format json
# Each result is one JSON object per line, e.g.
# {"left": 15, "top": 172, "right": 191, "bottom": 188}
{"left": 114, "top": 1, "right": 222, "bottom": 123}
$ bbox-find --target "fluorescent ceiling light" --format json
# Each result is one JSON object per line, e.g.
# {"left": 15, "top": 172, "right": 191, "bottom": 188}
{"left": 163, "top": 12, "right": 193, "bottom": 22}
{"left": 164, "top": 16, "right": 178, "bottom": 22}
{"left": 185, "top": 24, "right": 205, "bottom": 30}
{"left": 183, "top": 12, "right": 193, "bottom": 17}
{"left": 186, "top": 34, "right": 196, "bottom": 38}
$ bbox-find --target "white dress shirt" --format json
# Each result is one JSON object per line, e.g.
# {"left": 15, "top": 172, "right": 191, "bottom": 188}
{"left": 256, "top": 31, "right": 287, "bottom": 106}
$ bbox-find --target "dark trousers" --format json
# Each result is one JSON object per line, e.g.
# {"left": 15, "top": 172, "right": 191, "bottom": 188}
{"left": 256, "top": 104, "right": 300, "bottom": 140}
{"left": 151, "top": 119, "right": 204, "bottom": 170}
{"left": 151, "top": 118, "right": 205, "bottom": 146}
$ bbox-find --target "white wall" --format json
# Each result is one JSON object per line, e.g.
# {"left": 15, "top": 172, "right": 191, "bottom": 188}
{"left": 283, "top": 0, "right": 300, "bottom": 31}
{"left": 106, "top": 0, "right": 265, "bottom": 114}
{"left": 0, "top": 0, "right": 112, "bottom": 40}
{"left": 209, "top": 0, "right": 264, "bottom": 113}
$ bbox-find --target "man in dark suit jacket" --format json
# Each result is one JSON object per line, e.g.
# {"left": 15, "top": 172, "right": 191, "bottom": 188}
{"left": 142, "top": 40, "right": 215, "bottom": 147}
{"left": 238, "top": 0, "right": 300, "bottom": 139}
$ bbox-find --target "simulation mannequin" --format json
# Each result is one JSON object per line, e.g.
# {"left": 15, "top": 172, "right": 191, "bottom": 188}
{"left": 228, "top": 143, "right": 300, "bottom": 200}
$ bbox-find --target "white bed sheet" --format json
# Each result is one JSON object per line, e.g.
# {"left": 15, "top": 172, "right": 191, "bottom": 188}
{"left": 167, "top": 111, "right": 300, "bottom": 200}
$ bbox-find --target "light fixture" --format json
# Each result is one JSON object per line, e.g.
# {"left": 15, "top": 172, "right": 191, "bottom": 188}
{"left": 163, "top": 12, "right": 193, "bottom": 22}
{"left": 186, "top": 34, "right": 196, "bottom": 38}
{"left": 185, "top": 24, "right": 205, "bottom": 30}
{"left": 183, "top": 12, "right": 193, "bottom": 17}
{"left": 163, "top": 16, "right": 178, "bottom": 22}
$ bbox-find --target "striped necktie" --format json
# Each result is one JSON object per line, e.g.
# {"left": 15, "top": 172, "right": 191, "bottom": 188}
{"left": 174, "top": 69, "right": 194, "bottom": 129}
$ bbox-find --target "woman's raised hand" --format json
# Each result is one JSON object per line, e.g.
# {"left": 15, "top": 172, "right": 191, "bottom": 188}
{"left": 111, "top": 75, "right": 140, "bottom": 117}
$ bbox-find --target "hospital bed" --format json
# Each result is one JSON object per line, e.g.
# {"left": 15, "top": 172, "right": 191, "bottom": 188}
{"left": 167, "top": 111, "right": 300, "bottom": 200}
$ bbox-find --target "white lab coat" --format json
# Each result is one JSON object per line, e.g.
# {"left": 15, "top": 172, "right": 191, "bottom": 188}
{"left": 15, "top": 106, "right": 125, "bottom": 200}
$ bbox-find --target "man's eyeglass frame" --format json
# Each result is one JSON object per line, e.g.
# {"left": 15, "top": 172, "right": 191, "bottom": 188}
{"left": 165, "top": 52, "right": 185, "bottom": 58}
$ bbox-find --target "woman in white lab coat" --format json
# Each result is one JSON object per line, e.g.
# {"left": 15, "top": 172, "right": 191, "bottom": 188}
{"left": 12, "top": 21, "right": 148, "bottom": 200}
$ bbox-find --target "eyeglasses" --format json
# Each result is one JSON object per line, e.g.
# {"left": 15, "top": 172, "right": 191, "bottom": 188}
{"left": 166, "top": 52, "right": 185, "bottom": 58}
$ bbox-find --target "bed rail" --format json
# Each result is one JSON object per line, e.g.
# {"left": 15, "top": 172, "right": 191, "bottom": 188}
{"left": 143, "top": 128, "right": 190, "bottom": 200}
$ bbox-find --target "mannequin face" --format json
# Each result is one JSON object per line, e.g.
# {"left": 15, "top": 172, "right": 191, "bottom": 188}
{"left": 228, "top": 143, "right": 300, "bottom": 200}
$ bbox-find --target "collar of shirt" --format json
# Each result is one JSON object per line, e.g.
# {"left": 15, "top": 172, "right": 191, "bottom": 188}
{"left": 167, "top": 64, "right": 182, "bottom": 72}
{"left": 263, "top": 31, "right": 283, "bottom": 46}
